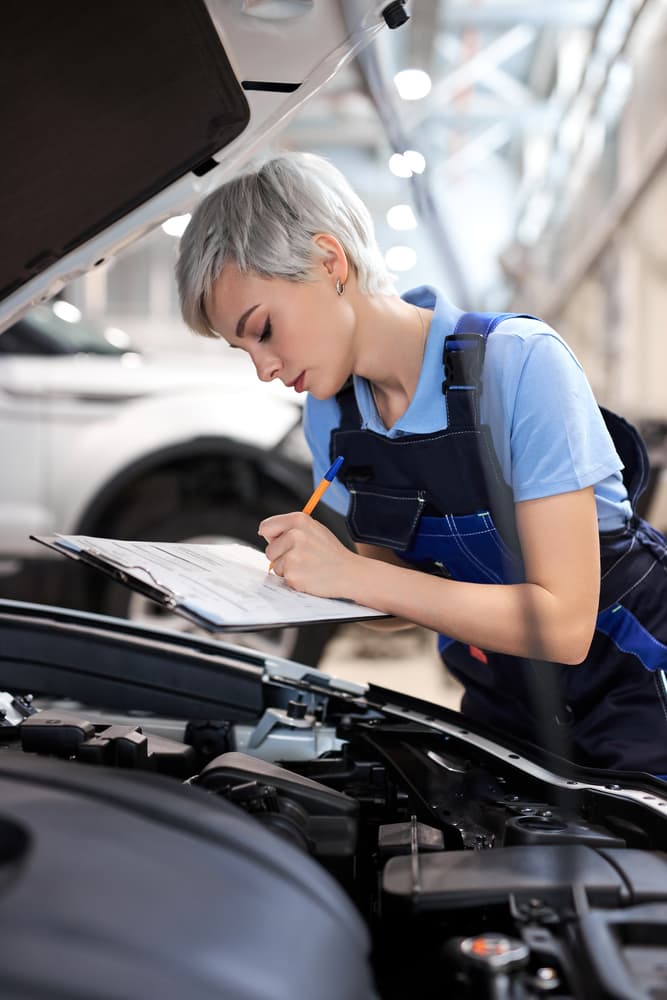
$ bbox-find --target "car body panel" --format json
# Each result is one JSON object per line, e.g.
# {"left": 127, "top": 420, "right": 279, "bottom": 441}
{"left": 0, "top": 354, "right": 302, "bottom": 555}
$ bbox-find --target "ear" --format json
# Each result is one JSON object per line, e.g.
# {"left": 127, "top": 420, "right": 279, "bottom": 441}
{"left": 313, "top": 233, "right": 349, "bottom": 285}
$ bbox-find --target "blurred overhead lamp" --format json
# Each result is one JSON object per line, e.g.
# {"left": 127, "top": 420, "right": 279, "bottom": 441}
{"left": 394, "top": 68, "right": 432, "bottom": 100}
{"left": 386, "top": 204, "right": 417, "bottom": 230}
{"left": 389, "top": 151, "right": 426, "bottom": 178}
{"left": 389, "top": 153, "right": 413, "bottom": 177}
{"left": 385, "top": 245, "right": 417, "bottom": 271}
{"left": 104, "top": 327, "right": 131, "bottom": 349}
{"left": 403, "top": 149, "right": 425, "bottom": 174}
{"left": 161, "top": 214, "right": 191, "bottom": 238}
{"left": 52, "top": 301, "right": 82, "bottom": 323}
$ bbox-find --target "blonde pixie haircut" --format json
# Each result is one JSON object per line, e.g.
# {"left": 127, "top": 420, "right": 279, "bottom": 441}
{"left": 176, "top": 151, "right": 395, "bottom": 338}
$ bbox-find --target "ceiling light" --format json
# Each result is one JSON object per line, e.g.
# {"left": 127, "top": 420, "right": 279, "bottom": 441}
{"left": 104, "top": 327, "right": 132, "bottom": 349}
{"left": 386, "top": 204, "right": 417, "bottom": 230}
{"left": 52, "top": 301, "right": 82, "bottom": 323}
{"left": 394, "top": 69, "right": 432, "bottom": 101}
{"left": 161, "top": 214, "right": 191, "bottom": 238}
{"left": 389, "top": 153, "right": 413, "bottom": 178}
{"left": 385, "top": 246, "right": 417, "bottom": 271}
{"left": 403, "top": 149, "right": 426, "bottom": 174}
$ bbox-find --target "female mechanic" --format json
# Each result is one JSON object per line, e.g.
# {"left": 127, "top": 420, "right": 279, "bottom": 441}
{"left": 176, "top": 151, "right": 667, "bottom": 774}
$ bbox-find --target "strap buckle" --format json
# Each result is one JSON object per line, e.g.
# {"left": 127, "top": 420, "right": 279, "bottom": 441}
{"left": 442, "top": 333, "right": 485, "bottom": 394}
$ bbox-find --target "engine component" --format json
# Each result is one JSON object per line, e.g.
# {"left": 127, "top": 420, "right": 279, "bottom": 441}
{"left": 20, "top": 711, "right": 196, "bottom": 777}
{"left": 197, "top": 751, "right": 359, "bottom": 857}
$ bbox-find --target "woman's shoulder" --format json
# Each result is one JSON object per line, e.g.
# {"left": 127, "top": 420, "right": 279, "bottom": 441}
{"left": 489, "top": 313, "right": 559, "bottom": 344}
{"left": 485, "top": 314, "right": 585, "bottom": 373}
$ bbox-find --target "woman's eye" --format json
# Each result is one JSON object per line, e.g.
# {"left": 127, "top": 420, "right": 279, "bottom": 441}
{"left": 259, "top": 317, "right": 272, "bottom": 343}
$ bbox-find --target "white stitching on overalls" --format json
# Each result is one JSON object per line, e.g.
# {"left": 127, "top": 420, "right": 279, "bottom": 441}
{"left": 480, "top": 512, "right": 519, "bottom": 564}
{"left": 446, "top": 514, "right": 503, "bottom": 584}
{"left": 348, "top": 489, "right": 424, "bottom": 547}
{"left": 601, "top": 532, "right": 637, "bottom": 581}
{"left": 611, "top": 561, "right": 657, "bottom": 604}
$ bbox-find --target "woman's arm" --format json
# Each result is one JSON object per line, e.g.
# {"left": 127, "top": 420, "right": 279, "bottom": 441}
{"left": 259, "top": 485, "right": 600, "bottom": 663}
{"left": 353, "top": 544, "right": 420, "bottom": 632}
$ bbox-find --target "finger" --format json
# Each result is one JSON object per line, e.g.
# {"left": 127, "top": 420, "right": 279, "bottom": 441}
{"left": 264, "top": 533, "right": 292, "bottom": 569}
{"left": 258, "top": 511, "right": 301, "bottom": 541}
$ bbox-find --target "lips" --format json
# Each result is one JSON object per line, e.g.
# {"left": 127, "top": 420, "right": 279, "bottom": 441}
{"left": 290, "top": 372, "right": 306, "bottom": 393}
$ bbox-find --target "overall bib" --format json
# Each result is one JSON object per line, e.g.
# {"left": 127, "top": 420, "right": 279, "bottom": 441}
{"left": 331, "top": 312, "right": 667, "bottom": 773}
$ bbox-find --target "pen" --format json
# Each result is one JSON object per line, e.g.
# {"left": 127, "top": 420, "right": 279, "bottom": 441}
{"left": 302, "top": 455, "right": 344, "bottom": 514}
{"left": 268, "top": 455, "right": 344, "bottom": 570}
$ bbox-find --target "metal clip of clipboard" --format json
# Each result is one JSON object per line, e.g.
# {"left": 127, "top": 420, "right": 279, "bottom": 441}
{"left": 79, "top": 544, "right": 184, "bottom": 610}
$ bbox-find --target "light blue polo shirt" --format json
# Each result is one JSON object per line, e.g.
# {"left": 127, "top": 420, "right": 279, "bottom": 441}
{"left": 304, "top": 285, "right": 631, "bottom": 532}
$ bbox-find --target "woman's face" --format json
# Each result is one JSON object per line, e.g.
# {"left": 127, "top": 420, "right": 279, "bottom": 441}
{"left": 207, "top": 261, "right": 354, "bottom": 400}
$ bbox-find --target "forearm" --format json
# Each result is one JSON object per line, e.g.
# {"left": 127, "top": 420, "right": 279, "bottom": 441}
{"left": 261, "top": 489, "right": 598, "bottom": 663}
{"left": 346, "top": 555, "right": 594, "bottom": 664}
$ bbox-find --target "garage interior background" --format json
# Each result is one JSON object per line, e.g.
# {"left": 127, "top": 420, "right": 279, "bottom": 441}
{"left": 53, "top": 0, "right": 667, "bottom": 703}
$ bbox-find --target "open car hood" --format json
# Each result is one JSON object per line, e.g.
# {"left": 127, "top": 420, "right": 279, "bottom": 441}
{"left": 1, "top": 0, "right": 390, "bottom": 332}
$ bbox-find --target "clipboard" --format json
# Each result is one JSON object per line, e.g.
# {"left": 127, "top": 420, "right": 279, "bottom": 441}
{"left": 31, "top": 534, "right": 387, "bottom": 633}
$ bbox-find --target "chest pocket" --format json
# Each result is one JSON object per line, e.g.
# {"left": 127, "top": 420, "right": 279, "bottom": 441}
{"left": 348, "top": 483, "right": 426, "bottom": 551}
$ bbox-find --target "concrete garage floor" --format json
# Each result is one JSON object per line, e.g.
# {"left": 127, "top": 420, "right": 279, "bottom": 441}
{"left": 319, "top": 624, "right": 463, "bottom": 711}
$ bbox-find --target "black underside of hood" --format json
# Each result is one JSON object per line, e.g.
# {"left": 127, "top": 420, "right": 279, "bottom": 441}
{"left": 1, "top": 0, "right": 250, "bottom": 299}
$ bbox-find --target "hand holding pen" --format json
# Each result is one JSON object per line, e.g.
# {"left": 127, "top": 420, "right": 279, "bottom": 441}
{"left": 267, "top": 456, "right": 344, "bottom": 571}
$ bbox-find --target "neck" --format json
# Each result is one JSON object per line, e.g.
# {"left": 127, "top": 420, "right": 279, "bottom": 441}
{"left": 352, "top": 294, "right": 430, "bottom": 397}
{"left": 349, "top": 294, "right": 429, "bottom": 429}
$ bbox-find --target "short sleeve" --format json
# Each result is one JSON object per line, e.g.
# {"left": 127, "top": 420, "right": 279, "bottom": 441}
{"left": 507, "top": 332, "right": 622, "bottom": 502}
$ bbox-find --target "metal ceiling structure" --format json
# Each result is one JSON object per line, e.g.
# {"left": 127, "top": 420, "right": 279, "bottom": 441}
{"left": 281, "top": 0, "right": 662, "bottom": 310}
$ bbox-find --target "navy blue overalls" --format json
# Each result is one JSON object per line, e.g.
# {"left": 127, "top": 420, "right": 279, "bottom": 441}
{"left": 331, "top": 312, "right": 667, "bottom": 773}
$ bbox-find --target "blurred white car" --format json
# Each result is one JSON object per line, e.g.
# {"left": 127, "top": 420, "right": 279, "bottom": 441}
{"left": 0, "top": 301, "right": 344, "bottom": 662}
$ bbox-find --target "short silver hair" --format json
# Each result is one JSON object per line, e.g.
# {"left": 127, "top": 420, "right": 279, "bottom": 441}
{"left": 176, "top": 151, "right": 395, "bottom": 337}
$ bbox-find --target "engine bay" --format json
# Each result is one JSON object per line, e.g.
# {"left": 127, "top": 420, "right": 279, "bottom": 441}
{"left": 1, "top": 601, "right": 666, "bottom": 999}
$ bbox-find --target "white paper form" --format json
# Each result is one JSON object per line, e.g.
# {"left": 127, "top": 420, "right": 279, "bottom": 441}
{"left": 51, "top": 535, "right": 385, "bottom": 630}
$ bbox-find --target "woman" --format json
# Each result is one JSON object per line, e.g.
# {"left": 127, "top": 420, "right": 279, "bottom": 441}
{"left": 176, "top": 151, "right": 667, "bottom": 774}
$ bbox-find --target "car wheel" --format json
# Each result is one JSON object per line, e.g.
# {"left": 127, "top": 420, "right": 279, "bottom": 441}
{"left": 97, "top": 505, "right": 332, "bottom": 666}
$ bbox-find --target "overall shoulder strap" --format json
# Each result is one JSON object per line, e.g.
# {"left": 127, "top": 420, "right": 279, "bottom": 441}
{"left": 443, "top": 311, "right": 539, "bottom": 427}
{"left": 334, "top": 378, "right": 361, "bottom": 432}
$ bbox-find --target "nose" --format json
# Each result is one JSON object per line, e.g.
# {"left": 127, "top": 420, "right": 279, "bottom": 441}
{"left": 254, "top": 352, "right": 281, "bottom": 383}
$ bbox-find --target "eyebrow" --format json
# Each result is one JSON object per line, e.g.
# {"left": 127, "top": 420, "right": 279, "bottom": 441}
{"left": 236, "top": 303, "right": 260, "bottom": 339}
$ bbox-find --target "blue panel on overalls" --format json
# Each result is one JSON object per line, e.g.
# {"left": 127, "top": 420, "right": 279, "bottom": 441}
{"left": 331, "top": 312, "right": 667, "bottom": 772}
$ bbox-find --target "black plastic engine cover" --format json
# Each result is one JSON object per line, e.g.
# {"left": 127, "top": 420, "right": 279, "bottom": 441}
{"left": 0, "top": 751, "right": 375, "bottom": 999}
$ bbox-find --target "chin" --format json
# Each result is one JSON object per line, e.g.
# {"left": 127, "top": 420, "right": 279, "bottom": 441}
{"left": 308, "top": 370, "right": 351, "bottom": 401}
{"left": 307, "top": 381, "right": 332, "bottom": 401}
